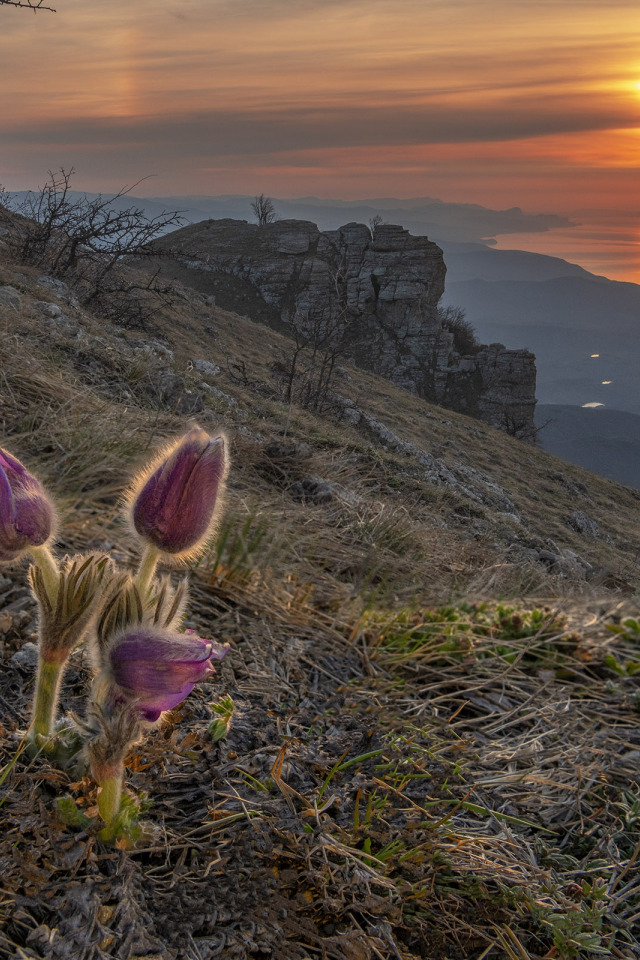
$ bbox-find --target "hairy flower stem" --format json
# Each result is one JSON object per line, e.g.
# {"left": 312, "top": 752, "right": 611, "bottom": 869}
{"left": 30, "top": 657, "right": 65, "bottom": 744}
{"left": 135, "top": 546, "right": 159, "bottom": 598}
{"left": 30, "top": 545, "right": 60, "bottom": 605}
{"left": 97, "top": 769, "right": 124, "bottom": 837}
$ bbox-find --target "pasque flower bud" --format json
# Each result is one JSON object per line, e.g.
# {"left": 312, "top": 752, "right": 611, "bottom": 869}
{"left": 85, "top": 623, "right": 229, "bottom": 840}
{"left": 0, "top": 447, "right": 55, "bottom": 562}
{"left": 105, "top": 627, "right": 229, "bottom": 722}
{"left": 127, "top": 427, "right": 228, "bottom": 560}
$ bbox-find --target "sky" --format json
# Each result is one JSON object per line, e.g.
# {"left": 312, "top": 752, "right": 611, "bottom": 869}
{"left": 2, "top": 0, "right": 640, "bottom": 281}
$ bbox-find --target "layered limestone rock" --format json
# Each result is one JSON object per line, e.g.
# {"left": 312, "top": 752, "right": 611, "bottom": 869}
{"left": 158, "top": 218, "right": 536, "bottom": 438}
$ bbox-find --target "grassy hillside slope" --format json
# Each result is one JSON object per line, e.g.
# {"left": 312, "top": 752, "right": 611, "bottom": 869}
{"left": 1, "top": 243, "right": 639, "bottom": 960}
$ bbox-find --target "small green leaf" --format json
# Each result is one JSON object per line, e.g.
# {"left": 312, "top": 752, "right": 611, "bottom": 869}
{"left": 208, "top": 694, "right": 235, "bottom": 741}
{"left": 56, "top": 795, "right": 93, "bottom": 830}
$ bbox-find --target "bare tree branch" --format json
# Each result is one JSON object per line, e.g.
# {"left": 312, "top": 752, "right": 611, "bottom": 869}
{"left": 272, "top": 265, "right": 361, "bottom": 413}
{"left": 0, "top": 0, "right": 56, "bottom": 11}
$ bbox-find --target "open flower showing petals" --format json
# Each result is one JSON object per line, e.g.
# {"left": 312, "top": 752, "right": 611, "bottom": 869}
{"left": 108, "top": 627, "right": 229, "bottom": 722}
{"left": 0, "top": 447, "right": 55, "bottom": 562}
{"left": 127, "top": 427, "right": 228, "bottom": 559}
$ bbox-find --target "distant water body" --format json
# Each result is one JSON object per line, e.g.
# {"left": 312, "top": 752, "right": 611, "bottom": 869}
{"left": 494, "top": 209, "right": 639, "bottom": 284}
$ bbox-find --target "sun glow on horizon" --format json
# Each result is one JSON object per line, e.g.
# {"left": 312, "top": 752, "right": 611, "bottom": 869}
{"left": 1, "top": 0, "right": 639, "bottom": 281}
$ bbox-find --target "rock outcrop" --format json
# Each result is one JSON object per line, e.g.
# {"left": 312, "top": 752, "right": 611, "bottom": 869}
{"left": 157, "top": 218, "right": 537, "bottom": 438}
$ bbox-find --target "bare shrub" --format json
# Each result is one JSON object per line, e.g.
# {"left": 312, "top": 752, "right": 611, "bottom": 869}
{"left": 438, "top": 304, "right": 480, "bottom": 354}
{"left": 273, "top": 271, "right": 358, "bottom": 413}
{"left": 1, "top": 167, "right": 183, "bottom": 327}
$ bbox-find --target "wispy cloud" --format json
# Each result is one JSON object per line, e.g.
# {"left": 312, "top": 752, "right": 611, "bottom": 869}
{"left": 4, "top": 86, "right": 635, "bottom": 155}
{"left": 1, "top": 0, "right": 639, "bottom": 222}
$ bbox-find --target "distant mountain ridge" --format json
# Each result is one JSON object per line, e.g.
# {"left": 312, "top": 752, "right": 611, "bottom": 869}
{"left": 6, "top": 190, "right": 575, "bottom": 244}
{"left": 439, "top": 241, "right": 598, "bottom": 282}
{"left": 152, "top": 194, "right": 575, "bottom": 244}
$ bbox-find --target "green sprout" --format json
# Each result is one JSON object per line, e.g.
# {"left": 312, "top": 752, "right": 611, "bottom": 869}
{"left": 208, "top": 693, "right": 235, "bottom": 742}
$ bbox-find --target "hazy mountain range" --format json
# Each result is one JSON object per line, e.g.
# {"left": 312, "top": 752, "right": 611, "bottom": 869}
{"left": 7, "top": 190, "right": 639, "bottom": 487}
{"left": 6, "top": 190, "right": 575, "bottom": 244}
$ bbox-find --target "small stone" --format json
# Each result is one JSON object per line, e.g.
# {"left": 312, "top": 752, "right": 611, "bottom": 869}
{"left": 497, "top": 512, "right": 522, "bottom": 525}
{"left": 265, "top": 440, "right": 312, "bottom": 462}
{"left": 561, "top": 548, "right": 592, "bottom": 571}
{"left": 198, "top": 382, "right": 240, "bottom": 412}
{"left": 37, "top": 275, "right": 70, "bottom": 295}
{"left": 152, "top": 369, "right": 204, "bottom": 414}
{"left": 10, "top": 641, "right": 39, "bottom": 670}
{"left": 134, "top": 340, "right": 175, "bottom": 364}
{"left": 537, "top": 549, "right": 562, "bottom": 565}
{"left": 291, "top": 476, "right": 335, "bottom": 504}
{"left": 192, "top": 358, "right": 220, "bottom": 378}
{"left": 0, "top": 285, "right": 21, "bottom": 310}
{"left": 565, "top": 511, "right": 602, "bottom": 539}
{"left": 34, "top": 300, "right": 63, "bottom": 318}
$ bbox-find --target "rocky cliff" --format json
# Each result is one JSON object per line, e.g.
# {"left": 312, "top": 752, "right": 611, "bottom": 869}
{"left": 157, "top": 218, "right": 536, "bottom": 437}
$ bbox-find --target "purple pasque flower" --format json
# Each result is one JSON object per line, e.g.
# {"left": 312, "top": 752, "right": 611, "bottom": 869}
{"left": 0, "top": 447, "right": 55, "bottom": 562}
{"left": 108, "top": 627, "right": 229, "bottom": 722}
{"left": 129, "top": 427, "right": 228, "bottom": 558}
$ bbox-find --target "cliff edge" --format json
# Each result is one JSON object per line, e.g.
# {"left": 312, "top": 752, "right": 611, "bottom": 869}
{"left": 156, "top": 218, "right": 537, "bottom": 438}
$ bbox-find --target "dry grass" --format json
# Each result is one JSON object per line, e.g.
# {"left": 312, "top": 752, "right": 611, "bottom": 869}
{"left": 0, "top": 237, "right": 639, "bottom": 959}
{"left": 5, "top": 249, "right": 634, "bottom": 602}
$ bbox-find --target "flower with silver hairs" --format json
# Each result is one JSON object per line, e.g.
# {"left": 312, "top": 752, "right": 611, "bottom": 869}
{"left": 127, "top": 427, "right": 228, "bottom": 560}
{"left": 0, "top": 447, "right": 55, "bottom": 562}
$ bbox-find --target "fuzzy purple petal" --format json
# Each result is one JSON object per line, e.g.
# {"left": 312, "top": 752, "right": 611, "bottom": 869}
{"left": 0, "top": 452, "right": 53, "bottom": 560}
{"left": 0, "top": 466, "right": 16, "bottom": 530}
{"left": 133, "top": 429, "right": 226, "bottom": 554}
{"left": 136, "top": 682, "right": 198, "bottom": 717}
{"left": 113, "top": 656, "right": 215, "bottom": 695}
{"left": 13, "top": 484, "right": 54, "bottom": 546}
{"left": 113, "top": 630, "right": 213, "bottom": 664}
{"left": 0, "top": 449, "right": 28, "bottom": 477}
{"left": 208, "top": 640, "right": 231, "bottom": 661}
{"left": 139, "top": 707, "right": 163, "bottom": 722}
{"left": 109, "top": 628, "right": 223, "bottom": 716}
{"left": 0, "top": 543, "right": 23, "bottom": 563}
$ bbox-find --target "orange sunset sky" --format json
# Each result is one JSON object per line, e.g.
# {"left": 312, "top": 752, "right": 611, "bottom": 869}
{"left": 2, "top": 0, "right": 639, "bottom": 280}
